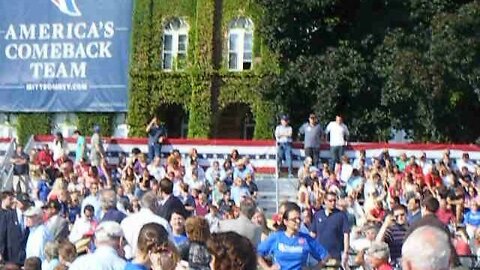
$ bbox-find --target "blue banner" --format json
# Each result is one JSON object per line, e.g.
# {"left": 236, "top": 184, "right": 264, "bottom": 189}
{"left": 0, "top": 0, "right": 133, "bottom": 112}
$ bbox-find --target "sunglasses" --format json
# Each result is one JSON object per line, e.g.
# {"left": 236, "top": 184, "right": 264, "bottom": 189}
{"left": 394, "top": 213, "right": 406, "bottom": 218}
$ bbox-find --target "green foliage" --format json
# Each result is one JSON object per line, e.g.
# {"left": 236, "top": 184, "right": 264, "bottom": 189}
{"left": 257, "top": 0, "right": 480, "bottom": 143}
{"left": 76, "top": 113, "right": 115, "bottom": 137}
{"left": 16, "top": 113, "right": 51, "bottom": 145}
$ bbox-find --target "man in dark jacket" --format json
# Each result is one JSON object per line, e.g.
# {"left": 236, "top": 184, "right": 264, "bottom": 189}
{"left": 158, "top": 178, "right": 187, "bottom": 221}
{"left": 0, "top": 192, "right": 30, "bottom": 265}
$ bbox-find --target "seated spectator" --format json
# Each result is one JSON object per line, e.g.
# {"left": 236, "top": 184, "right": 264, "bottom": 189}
{"left": 230, "top": 177, "right": 250, "bottom": 206}
{"left": 195, "top": 192, "right": 209, "bottom": 217}
{"left": 205, "top": 205, "right": 221, "bottom": 233}
{"left": 205, "top": 160, "right": 222, "bottom": 187}
{"left": 244, "top": 174, "right": 258, "bottom": 200}
{"left": 147, "top": 156, "right": 166, "bottom": 181}
{"left": 297, "top": 157, "right": 313, "bottom": 181}
{"left": 218, "top": 190, "right": 235, "bottom": 217}
{"left": 220, "top": 159, "right": 234, "bottom": 187}
{"left": 233, "top": 158, "right": 251, "bottom": 181}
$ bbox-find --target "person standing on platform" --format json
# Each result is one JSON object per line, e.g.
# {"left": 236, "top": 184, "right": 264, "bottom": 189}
{"left": 298, "top": 113, "right": 323, "bottom": 167}
{"left": 275, "top": 115, "right": 293, "bottom": 178}
{"left": 146, "top": 117, "right": 167, "bottom": 163}
{"left": 11, "top": 145, "right": 30, "bottom": 193}
{"left": 72, "top": 130, "right": 86, "bottom": 164}
{"left": 89, "top": 125, "right": 105, "bottom": 167}
{"left": 325, "top": 115, "right": 349, "bottom": 169}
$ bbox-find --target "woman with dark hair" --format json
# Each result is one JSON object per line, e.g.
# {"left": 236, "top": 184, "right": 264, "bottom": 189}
{"left": 52, "top": 132, "right": 67, "bottom": 162}
{"left": 257, "top": 202, "right": 329, "bottom": 270}
{"left": 207, "top": 231, "right": 257, "bottom": 270}
{"left": 125, "top": 223, "right": 181, "bottom": 270}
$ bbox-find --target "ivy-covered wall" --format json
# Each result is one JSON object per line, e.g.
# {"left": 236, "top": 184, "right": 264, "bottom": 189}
{"left": 127, "top": 0, "right": 279, "bottom": 139}
{"left": 16, "top": 113, "right": 52, "bottom": 145}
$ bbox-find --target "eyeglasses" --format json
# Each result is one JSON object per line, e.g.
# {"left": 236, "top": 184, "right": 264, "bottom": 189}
{"left": 288, "top": 217, "right": 301, "bottom": 223}
{"left": 394, "top": 213, "right": 406, "bottom": 218}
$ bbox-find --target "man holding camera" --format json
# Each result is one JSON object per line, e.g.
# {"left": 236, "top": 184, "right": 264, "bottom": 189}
{"left": 146, "top": 117, "right": 167, "bottom": 163}
{"left": 376, "top": 205, "right": 408, "bottom": 264}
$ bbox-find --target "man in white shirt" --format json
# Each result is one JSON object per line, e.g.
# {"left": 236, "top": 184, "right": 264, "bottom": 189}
{"left": 275, "top": 115, "right": 293, "bottom": 177}
{"left": 325, "top": 115, "right": 349, "bottom": 168}
{"left": 147, "top": 156, "right": 166, "bottom": 180}
{"left": 69, "top": 221, "right": 126, "bottom": 270}
{"left": 24, "top": 206, "right": 52, "bottom": 261}
{"left": 120, "top": 191, "right": 171, "bottom": 259}
{"left": 205, "top": 160, "right": 222, "bottom": 187}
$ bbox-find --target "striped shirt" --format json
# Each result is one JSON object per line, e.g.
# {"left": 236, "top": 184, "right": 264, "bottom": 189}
{"left": 383, "top": 224, "right": 408, "bottom": 262}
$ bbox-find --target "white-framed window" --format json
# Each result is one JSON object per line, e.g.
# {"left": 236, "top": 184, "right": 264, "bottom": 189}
{"left": 162, "top": 18, "right": 189, "bottom": 70}
{"left": 228, "top": 17, "right": 254, "bottom": 71}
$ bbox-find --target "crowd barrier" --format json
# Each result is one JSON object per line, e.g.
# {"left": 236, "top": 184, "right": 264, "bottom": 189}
{"left": 27, "top": 135, "right": 480, "bottom": 173}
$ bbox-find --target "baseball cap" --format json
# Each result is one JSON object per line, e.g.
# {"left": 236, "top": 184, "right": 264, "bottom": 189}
{"left": 280, "top": 115, "right": 289, "bottom": 121}
{"left": 309, "top": 166, "right": 319, "bottom": 173}
{"left": 24, "top": 206, "right": 43, "bottom": 217}
{"left": 93, "top": 125, "right": 101, "bottom": 133}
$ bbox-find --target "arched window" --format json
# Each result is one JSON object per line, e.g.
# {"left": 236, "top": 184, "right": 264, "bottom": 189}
{"left": 228, "top": 17, "right": 254, "bottom": 71}
{"left": 162, "top": 18, "right": 189, "bottom": 70}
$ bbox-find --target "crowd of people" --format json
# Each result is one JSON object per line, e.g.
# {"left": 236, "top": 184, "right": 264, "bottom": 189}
{"left": 0, "top": 114, "right": 479, "bottom": 270}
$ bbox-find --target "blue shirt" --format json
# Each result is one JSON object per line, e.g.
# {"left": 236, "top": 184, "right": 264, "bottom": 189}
{"left": 148, "top": 125, "right": 167, "bottom": 145}
{"left": 124, "top": 262, "right": 148, "bottom": 270}
{"left": 173, "top": 233, "right": 189, "bottom": 247}
{"left": 231, "top": 186, "right": 250, "bottom": 205}
{"left": 258, "top": 231, "right": 328, "bottom": 270}
{"left": 311, "top": 208, "right": 350, "bottom": 260}
{"left": 75, "top": 135, "right": 86, "bottom": 162}
{"left": 26, "top": 224, "right": 52, "bottom": 261}
{"left": 465, "top": 210, "right": 480, "bottom": 227}
{"left": 37, "top": 180, "right": 51, "bottom": 202}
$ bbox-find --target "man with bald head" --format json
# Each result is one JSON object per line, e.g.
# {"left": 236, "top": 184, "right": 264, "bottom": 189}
{"left": 402, "top": 226, "right": 451, "bottom": 270}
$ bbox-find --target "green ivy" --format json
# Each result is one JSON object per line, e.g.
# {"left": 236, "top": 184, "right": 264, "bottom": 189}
{"left": 127, "top": 0, "right": 278, "bottom": 139}
{"left": 16, "top": 113, "right": 52, "bottom": 145}
{"left": 76, "top": 113, "right": 115, "bottom": 137}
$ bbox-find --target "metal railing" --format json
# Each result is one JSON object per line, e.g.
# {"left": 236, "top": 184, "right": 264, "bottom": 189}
{"left": 0, "top": 137, "right": 15, "bottom": 190}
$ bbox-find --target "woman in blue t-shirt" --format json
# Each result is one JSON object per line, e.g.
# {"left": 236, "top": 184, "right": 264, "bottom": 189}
{"left": 257, "top": 203, "right": 329, "bottom": 270}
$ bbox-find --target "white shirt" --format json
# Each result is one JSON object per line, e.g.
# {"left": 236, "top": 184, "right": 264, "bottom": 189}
{"left": 147, "top": 163, "right": 166, "bottom": 180}
{"left": 69, "top": 246, "right": 126, "bottom": 270}
{"left": 26, "top": 224, "right": 52, "bottom": 261}
{"left": 340, "top": 163, "right": 354, "bottom": 184}
{"left": 69, "top": 216, "right": 96, "bottom": 243}
{"left": 275, "top": 125, "right": 293, "bottom": 143}
{"left": 120, "top": 208, "right": 172, "bottom": 259}
{"left": 325, "top": 121, "right": 349, "bottom": 146}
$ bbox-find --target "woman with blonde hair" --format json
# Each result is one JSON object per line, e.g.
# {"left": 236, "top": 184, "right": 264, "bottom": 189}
{"left": 125, "top": 223, "right": 182, "bottom": 270}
